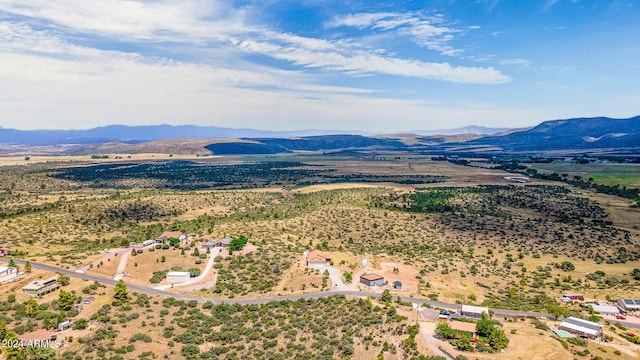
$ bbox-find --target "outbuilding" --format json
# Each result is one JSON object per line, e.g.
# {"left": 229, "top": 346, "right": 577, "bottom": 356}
{"left": 618, "top": 299, "right": 640, "bottom": 312}
{"left": 359, "top": 273, "right": 385, "bottom": 287}
{"left": 0, "top": 266, "right": 18, "bottom": 283}
{"left": 166, "top": 271, "right": 190, "bottom": 284}
{"left": 563, "top": 293, "right": 583, "bottom": 301}
{"left": 586, "top": 304, "right": 619, "bottom": 315}
{"left": 58, "top": 321, "right": 72, "bottom": 331}
{"left": 559, "top": 317, "right": 603, "bottom": 338}
{"left": 460, "top": 305, "right": 489, "bottom": 319}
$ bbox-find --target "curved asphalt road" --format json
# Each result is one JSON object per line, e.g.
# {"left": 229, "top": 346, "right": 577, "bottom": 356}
{"left": 3, "top": 258, "right": 639, "bottom": 329}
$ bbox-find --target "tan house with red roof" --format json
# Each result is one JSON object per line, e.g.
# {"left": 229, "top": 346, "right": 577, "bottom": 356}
{"left": 306, "top": 250, "right": 331, "bottom": 268}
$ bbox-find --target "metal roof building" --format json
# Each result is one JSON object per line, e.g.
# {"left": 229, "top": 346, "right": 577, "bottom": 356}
{"left": 586, "top": 304, "right": 619, "bottom": 315}
{"left": 559, "top": 317, "right": 603, "bottom": 338}
{"left": 618, "top": 299, "right": 640, "bottom": 311}
{"left": 460, "top": 305, "right": 489, "bottom": 319}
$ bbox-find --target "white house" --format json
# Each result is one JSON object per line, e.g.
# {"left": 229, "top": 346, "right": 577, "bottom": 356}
{"left": 166, "top": 271, "right": 190, "bottom": 284}
{"left": 0, "top": 266, "right": 17, "bottom": 283}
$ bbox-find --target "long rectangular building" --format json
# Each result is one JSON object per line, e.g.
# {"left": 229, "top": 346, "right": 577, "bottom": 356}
{"left": 586, "top": 304, "right": 619, "bottom": 315}
{"left": 559, "top": 317, "right": 603, "bottom": 338}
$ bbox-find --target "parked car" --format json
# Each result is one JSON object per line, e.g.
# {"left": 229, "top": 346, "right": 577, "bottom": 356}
{"left": 104, "top": 248, "right": 110, "bottom": 253}
{"left": 616, "top": 315, "right": 626, "bottom": 320}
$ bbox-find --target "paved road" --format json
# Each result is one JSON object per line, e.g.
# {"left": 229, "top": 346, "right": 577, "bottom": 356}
{"left": 4, "top": 258, "right": 640, "bottom": 330}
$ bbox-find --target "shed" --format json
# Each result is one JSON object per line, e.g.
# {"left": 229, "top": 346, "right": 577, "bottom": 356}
{"left": 359, "top": 273, "right": 384, "bottom": 287}
{"left": 563, "top": 293, "right": 582, "bottom": 301}
{"left": 166, "top": 271, "right": 190, "bottom": 284}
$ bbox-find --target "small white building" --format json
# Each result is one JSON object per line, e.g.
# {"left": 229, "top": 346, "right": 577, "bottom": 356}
{"left": 0, "top": 266, "right": 18, "bottom": 283}
{"left": 166, "top": 271, "right": 190, "bottom": 284}
{"left": 460, "top": 305, "right": 489, "bottom": 319}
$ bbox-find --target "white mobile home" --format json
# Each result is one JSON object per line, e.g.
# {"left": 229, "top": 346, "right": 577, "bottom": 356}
{"left": 0, "top": 266, "right": 17, "bottom": 283}
{"left": 166, "top": 271, "right": 190, "bottom": 284}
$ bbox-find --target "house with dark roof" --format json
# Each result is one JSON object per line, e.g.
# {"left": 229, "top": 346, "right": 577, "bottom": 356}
{"left": 201, "top": 237, "right": 232, "bottom": 249}
{"left": 156, "top": 231, "right": 187, "bottom": 244}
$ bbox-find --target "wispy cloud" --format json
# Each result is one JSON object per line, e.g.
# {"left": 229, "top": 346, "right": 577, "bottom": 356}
{"left": 499, "top": 58, "right": 531, "bottom": 67}
{"left": 327, "top": 11, "right": 466, "bottom": 57}
{"left": 0, "top": 0, "right": 518, "bottom": 131}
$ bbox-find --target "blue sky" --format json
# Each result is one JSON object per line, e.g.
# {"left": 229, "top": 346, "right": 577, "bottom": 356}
{"left": 0, "top": 0, "right": 638, "bottom": 132}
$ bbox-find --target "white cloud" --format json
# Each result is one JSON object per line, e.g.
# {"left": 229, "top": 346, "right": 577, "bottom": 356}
{"left": 327, "top": 11, "right": 465, "bottom": 56}
{"left": 499, "top": 58, "right": 532, "bottom": 67}
{"left": 0, "top": 0, "right": 245, "bottom": 41}
{"left": 0, "top": 1, "right": 520, "bottom": 131}
{"left": 237, "top": 34, "right": 509, "bottom": 84}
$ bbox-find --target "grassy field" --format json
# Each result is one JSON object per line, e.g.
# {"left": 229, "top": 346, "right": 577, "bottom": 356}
{"left": 530, "top": 163, "right": 640, "bottom": 188}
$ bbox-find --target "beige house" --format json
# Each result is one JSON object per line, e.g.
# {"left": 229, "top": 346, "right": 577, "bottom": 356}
{"left": 22, "top": 278, "right": 60, "bottom": 297}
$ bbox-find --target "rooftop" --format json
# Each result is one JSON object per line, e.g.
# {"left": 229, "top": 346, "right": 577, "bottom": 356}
{"left": 307, "top": 250, "right": 331, "bottom": 262}
{"left": 160, "top": 231, "right": 184, "bottom": 239}
{"left": 461, "top": 305, "right": 489, "bottom": 314}
{"left": 22, "top": 277, "right": 58, "bottom": 291}
{"left": 360, "top": 273, "right": 384, "bottom": 281}
{"left": 166, "top": 271, "right": 190, "bottom": 277}
{"left": 552, "top": 329, "right": 574, "bottom": 338}
{"left": 450, "top": 321, "right": 477, "bottom": 333}
{"left": 19, "top": 329, "right": 50, "bottom": 342}
{"left": 560, "top": 317, "right": 603, "bottom": 336}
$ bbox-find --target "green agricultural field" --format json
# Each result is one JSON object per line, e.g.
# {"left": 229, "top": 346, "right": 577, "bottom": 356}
{"left": 530, "top": 163, "right": 640, "bottom": 188}
{"left": 584, "top": 173, "right": 640, "bottom": 188}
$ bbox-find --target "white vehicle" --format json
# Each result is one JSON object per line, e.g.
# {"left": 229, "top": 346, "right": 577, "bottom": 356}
{"left": 104, "top": 248, "right": 110, "bottom": 253}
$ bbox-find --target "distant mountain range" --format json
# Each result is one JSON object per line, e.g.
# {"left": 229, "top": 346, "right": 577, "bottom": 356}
{"left": 464, "top": 116, "right": 640, "bottom": 151}
{"left": 0, "top": 116, "right": 638, "bottom": 154}
{"left": 0, "top": 125, "right": 356, "bottom": 146}
{"left": 411, "top": 126, "right": 511, "bottom": 136}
